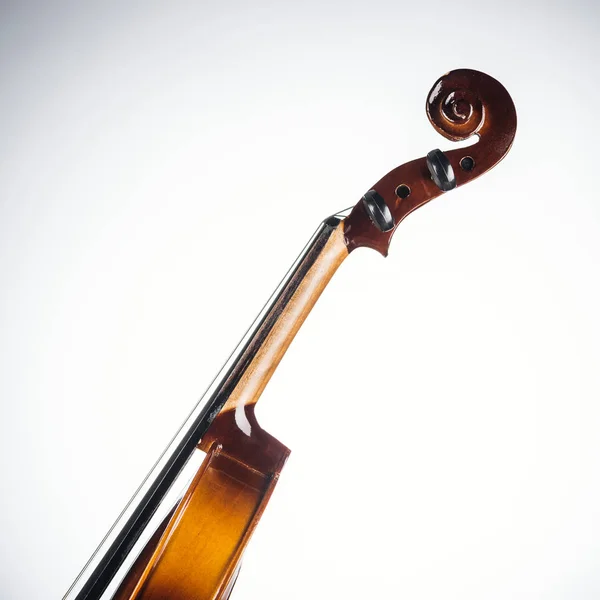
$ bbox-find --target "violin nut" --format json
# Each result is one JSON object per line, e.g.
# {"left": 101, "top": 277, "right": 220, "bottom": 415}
{"left": 362, "top": 189, "right": 395, "bottom": 232}
{"left": 426, "top": 149, "right": 457, "bottom": 192}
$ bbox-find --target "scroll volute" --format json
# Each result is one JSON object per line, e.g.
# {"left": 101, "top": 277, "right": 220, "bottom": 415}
{"left": 343, "top": 69, "right": 517, "bottom": 255}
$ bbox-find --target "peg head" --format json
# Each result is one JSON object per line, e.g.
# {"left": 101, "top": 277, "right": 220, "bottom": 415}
{"left": 343, "top": 69, "right": 517, "bottom": 256}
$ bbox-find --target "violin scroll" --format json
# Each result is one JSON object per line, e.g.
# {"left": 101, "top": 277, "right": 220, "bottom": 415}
{"left": 426, "top": 72, "right": 485, "bottom": 141}
{"left": 343, "top": 68, "right": 517, "bottom": 256}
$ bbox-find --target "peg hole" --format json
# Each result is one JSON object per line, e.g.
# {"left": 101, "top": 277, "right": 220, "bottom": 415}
{"left": 395, "top": 184, "right": 411, "bottom": 200}
{"left": 460, "top": 156, "right": 475, "bottom": 171}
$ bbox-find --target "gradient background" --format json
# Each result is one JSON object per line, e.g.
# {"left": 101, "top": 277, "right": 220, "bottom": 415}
{"left": 1, "top": 1, "right": 600, "bottom": 599}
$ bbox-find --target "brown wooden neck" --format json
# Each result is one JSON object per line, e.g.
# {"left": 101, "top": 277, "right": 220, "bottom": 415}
{"left": 107, "top": 216, "right": 350, "bottom": 599}
{"left": 200, "top": 216, "right": 348, "bottom": 454}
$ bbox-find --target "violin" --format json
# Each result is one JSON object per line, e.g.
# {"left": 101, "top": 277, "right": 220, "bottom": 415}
{"left": 64, "top": 68, "right": 517, "bottom": 600}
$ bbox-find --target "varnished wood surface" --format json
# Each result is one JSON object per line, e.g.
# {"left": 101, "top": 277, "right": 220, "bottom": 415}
{"left": 214, "top": 222, "right": 347, "bottom": 415}
{"left": 118, "top": 440, "right": 288, "bottom": 600}
{"left": 110, "top": 220, "right": 348, "bottom": 599}
{"left": 66, "top": 69, "right": 516, "bottom": 600}
{"left": 344, "top": 69, "right": 517, "bottom": 255}
{"left": 112, "top": 506, "right": 179, "bottom": 600}
{"left": 67, "top": 218, "right": 351, "bottom": 600}
{"left": 200, "top": 219, "right": 348, "bottom": 455}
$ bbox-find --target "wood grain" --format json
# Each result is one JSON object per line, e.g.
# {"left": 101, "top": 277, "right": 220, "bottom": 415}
{"left": 117, "top": 443, "right": 288, "bottom": 600}
{"left": 112, "top": 220, "right": 348, "bottom": 599}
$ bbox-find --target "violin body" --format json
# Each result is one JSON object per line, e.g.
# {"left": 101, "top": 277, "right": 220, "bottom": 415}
{"left": 113, "top": 440, "right": 287, "bottom": 600}
{"left": 64, "top": 69, "right": 516, "bottom": 600}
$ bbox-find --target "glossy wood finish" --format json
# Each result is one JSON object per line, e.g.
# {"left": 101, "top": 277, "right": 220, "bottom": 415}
{"left": 200, "top": 220, "right": 348, "bottom": 453}
{"left": 65, "top": 69, "right": 516, "bottom": 600}
{"left": 344, "top": 69, "right": 517, "bottom": 255}
{"left": 112, "top": 507, "right": 179, "bottom": 600}
{"left": 116, "top": 440, "right": 288, "bottom": 600}
{"left": 109, "top": 219, "right": 348, "bottom": 599}
{"left": 65, "top": 218, "right": 350, "bottom": 600}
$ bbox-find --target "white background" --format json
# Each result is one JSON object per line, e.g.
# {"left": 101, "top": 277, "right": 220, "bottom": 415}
{"left": 1, "top": 1, "right": 600, "bottom": 598}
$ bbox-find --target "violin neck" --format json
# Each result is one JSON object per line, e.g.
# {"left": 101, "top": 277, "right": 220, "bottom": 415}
{"left": 65, "top": 213, "right": 350, "bottom": 600}
{"left": 201, "top": 213, "right": 349, "bottom": 441}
